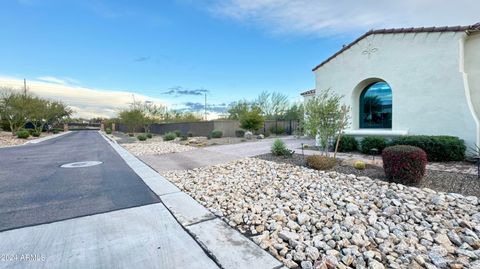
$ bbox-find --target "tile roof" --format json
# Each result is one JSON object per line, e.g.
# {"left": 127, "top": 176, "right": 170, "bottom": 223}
{"left": 300, "top": 89, "right": 316, "bottom": 96}
{"left": 312, "top": 22, "right": 480, "bottom": 72}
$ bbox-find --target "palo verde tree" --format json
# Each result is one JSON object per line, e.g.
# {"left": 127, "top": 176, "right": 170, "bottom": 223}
{"left": 303, "top": 89, "right": 350, "bottom": 157}
{"left": 0, "top": 87, "right": 72, "bottom": 134}
{"left": 118, "top": 108, "right": 145, "bottom": 134}
{"left": 226, "top": 100, "right": 250, "bottom": 120}
{"left": 254, "top": 91, "right": 290, "bottom": 120}
{"left": 141, "top": 102, "right": 168, "bottom": 133}
{"left": 0, "top": 89, "right": 29, "bottom": 134}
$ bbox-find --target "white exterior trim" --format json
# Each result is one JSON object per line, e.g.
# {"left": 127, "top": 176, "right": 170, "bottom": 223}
{"left": 345, "top": 129, "right": 408, "bottom": 136}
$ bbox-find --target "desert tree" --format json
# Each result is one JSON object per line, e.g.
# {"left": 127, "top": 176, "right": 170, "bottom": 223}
{"left": 239, "top": 106, "right": 264, "bottom": 132}
{"left": 303, "top": 89, "right": 350, "bottom": 157}
{"left": 227, "top": 100, "right": 250, "bottom": 120}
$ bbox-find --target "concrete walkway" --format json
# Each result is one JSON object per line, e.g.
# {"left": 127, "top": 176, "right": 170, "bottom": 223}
{"left": 141, "top": 136, "right": 311, "bottom": 172}
{"left": 0, "top": 203, "right": 219, "bottom": 269}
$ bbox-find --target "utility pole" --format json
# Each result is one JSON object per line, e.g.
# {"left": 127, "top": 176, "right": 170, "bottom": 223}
{"left": 204, "top": 93, "right": 207, "bottom": 121}
{"left": 131, "top": 94, "right": 136, "bottom": 109}
{"left": 23, "top": 78, "right": 27, "bottom": 96}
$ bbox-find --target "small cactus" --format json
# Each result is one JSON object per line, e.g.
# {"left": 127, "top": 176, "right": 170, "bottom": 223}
{"left": 354, "top": 161, "right": 366, "bottom": 170}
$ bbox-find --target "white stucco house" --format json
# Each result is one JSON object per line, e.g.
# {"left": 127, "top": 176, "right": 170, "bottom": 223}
{"left": 302, "top": 23, "right": 480, "bottom": 149}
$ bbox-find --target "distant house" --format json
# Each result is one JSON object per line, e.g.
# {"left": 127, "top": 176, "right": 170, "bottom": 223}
{"left": 302, "top": 23, "right": 480, "bottom": 148}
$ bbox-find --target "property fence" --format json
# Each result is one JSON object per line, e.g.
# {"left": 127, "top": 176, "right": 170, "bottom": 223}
{"left": 118, "top": 119, "right": 300, "bottom": 137}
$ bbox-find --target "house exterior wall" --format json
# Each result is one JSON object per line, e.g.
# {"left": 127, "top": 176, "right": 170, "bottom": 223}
{"left": 313, "top": 31, "right": 480, "bottom": 148}
{"left": 463, "top": 32, "right": 480, "bottom": 146}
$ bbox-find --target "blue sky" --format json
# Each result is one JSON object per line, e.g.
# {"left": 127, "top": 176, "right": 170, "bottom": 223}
{"left": 0, "top": 0, "right": 477, "bottom": 118}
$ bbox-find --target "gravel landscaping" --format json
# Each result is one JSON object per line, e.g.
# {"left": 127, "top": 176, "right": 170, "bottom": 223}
{"left": 0, "top": 131, "right": 52, "bottom": 148}
{"left": 257, "top": 153, "right": 480, "bottom": 198}
{"left": 122, "top": 140, "right": 195, "bottom": 156}
{"left": 163, "top": 158, "right": 480, "bottom": 269}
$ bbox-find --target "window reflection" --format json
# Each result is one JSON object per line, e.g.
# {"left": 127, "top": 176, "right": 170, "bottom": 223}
{"left": 360, "top": 82, "right": 392, "bottom": 128}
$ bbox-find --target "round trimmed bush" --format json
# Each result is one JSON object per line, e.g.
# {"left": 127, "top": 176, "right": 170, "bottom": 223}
{"left": 361, "top": 136, "right": 387, "bottom": 154}
{"left": 354, "top": 161, "right": 365, "bottom": 170}
{"left": 174, "top": 130, "right": 182, "bottom": 137}
{"left": 163, "top": 132, "right": 177, "bottom": 141}
{"left": 382, "top": 145, "right": 427, "bottom": 184}
{"left": 187, "top": 131, "right": 194, "bottom": 137}
{"left": 211, "top": 129, "right": 223, "bottom": 138}
{"left": 337, "top": 135, "right": 358, "bottom": 152}
{"left": 137, "top": 134, "right": 147, "bottom": 141}
{"left": 146, "top": 133, "right": 153, "bottom": 139}
{"left": 31, "top": 131, "right": 41, "bottom": 137}
{"left": 16, "top": 130, "right": 30, "bottom": 139}
{"left": 105, "top": 128, "right": 112, "bottom": 134}
{"left": 306, "top": 155, "right": 337, "bottom": 170}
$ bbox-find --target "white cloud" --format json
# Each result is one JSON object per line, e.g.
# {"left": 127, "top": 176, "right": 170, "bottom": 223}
{"left": 36, "top": 76, "right": 81, "bottom": 86}
{"left": 207, "top": 0, "right": 479, "bottom": 36}
{"left": 0, "top": 76, "right": 168, "bottom": 119}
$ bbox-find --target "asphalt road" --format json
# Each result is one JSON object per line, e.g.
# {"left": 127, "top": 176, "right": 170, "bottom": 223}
{"left": 0, "top": 131, "right": 159, "bottom": 231}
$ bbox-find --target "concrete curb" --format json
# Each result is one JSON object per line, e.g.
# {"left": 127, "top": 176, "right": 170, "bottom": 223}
{"left": 99, "top": 131, "right": 283, "bottom": 269}
{"left": 25, "top": 131, "right": 72, "bottom": 144}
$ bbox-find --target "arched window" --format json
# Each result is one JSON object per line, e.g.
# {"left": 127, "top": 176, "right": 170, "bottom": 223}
{"left": 359, "top": 82, "right": 392, "bottom": 128}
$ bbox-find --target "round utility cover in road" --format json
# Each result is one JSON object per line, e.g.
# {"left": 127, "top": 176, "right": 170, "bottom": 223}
{"left": 61, "top": 161, "right": 103, "bottom": 168}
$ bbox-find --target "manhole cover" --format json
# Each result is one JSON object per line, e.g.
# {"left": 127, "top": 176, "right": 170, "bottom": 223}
{"left": 61, "top": 161, "right": 103, "bottom": 168}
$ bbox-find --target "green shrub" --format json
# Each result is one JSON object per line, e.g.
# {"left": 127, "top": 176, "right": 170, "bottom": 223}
{"left": 211, "top": 129, "right": 223, "bottom": 138}
{"left": 361, "top": 136, "right": 388, "bottom": 154}
{"left": 105, "top": 128, "right": 112, "bottom": 134}
{"left": 269, "top": 125, "right": 286, "bottom": 135}
{"left": 53, "top": 129, "right": 60, "bottom": 134}
{"left": 163, "top": 132, "right": 177, "bottom": 141}
{"left": 128, "top": 133, "right": 134, "bottom": 137}
{"left": 271, "top": 139, "right": 294, "bottom": 157}
{"left": 336, "top": 135, "right": 358, "bottom": 152}
{"left": 354, "top": 161, "right": 365, "bottom": 170}
{"left": 146, "top": 133, "right": 153, "bottom": 139}
{"left": 180, "top": 135, "right": 188, "bottom": 141}
{"left": 31, "top": 131, "right": 41, "bottom": 137}
{"left": 240, "top": 108, "right": 264, "bottom": 131}
{"left": 187, "top": 131, "right": 194, "bottom": 137}
{"left": 235, "top": 130, "right": 245, "bottom": 138}
{"left": 382, "top": 145, "right": 427, "bottom": 184}
{"left": 0, "top": 120, "right": 11, "bottom": 131}
{"left": 389, "top": 135, "right": 466, "bottom": 162}
{"left": 174, "top": 130, "right": 182, "bottom": 137}
{"left": 16, "top": 130, "right": 30, "bottom": 139}
{"left": 137, "top": 134, "right": 147, "bottom": 141}
{"left": 306, "top": 155, "right": 337, "bottom": 170}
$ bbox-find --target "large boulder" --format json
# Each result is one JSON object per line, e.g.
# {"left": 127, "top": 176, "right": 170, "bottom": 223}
{"left": 244, "top": 131, "right": 253, "bottom": 139}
